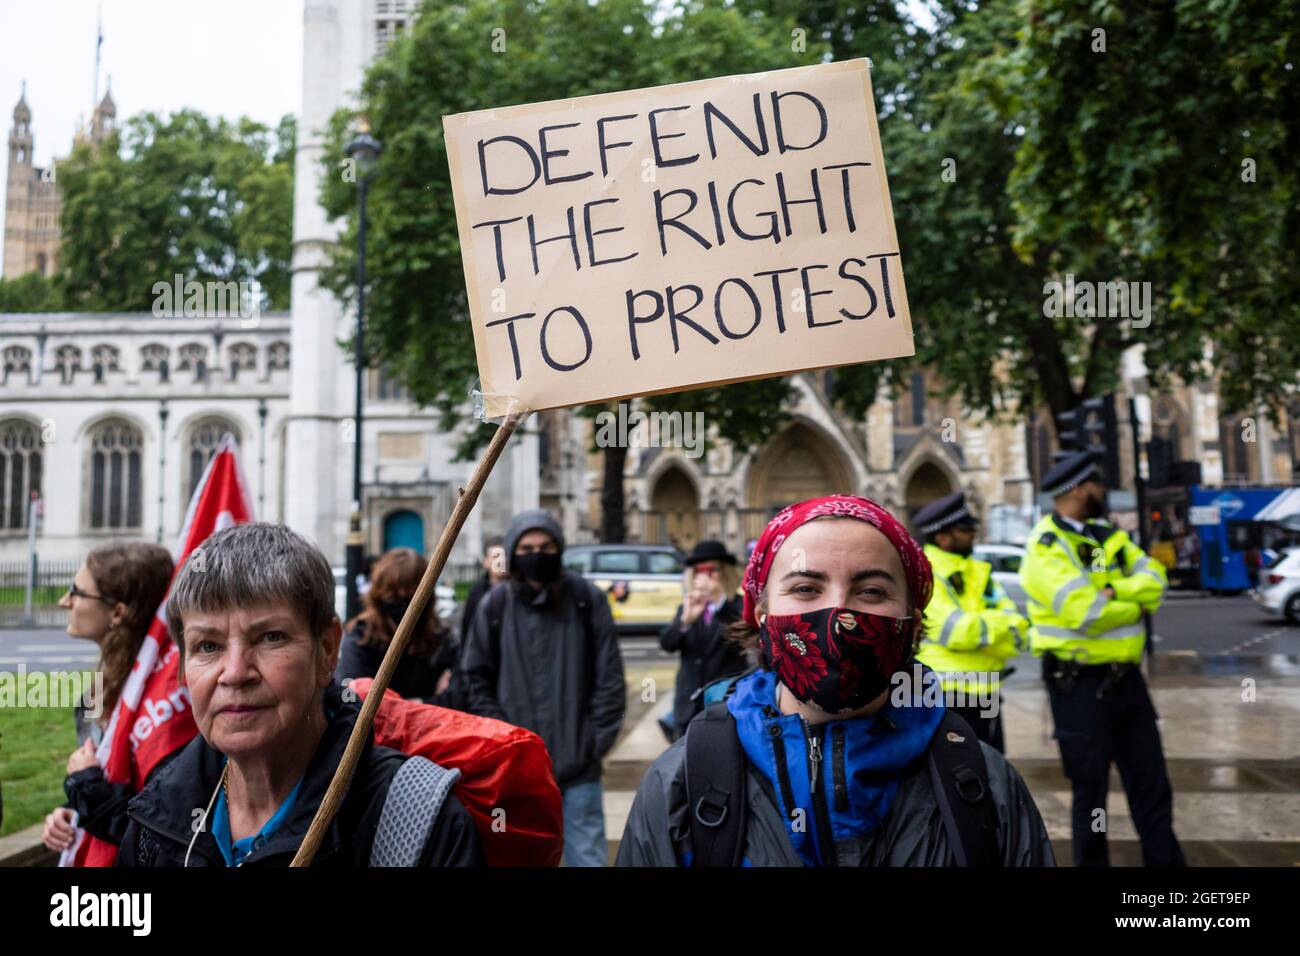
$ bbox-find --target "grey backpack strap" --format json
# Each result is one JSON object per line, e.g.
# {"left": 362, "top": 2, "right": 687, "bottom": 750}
{"left": 370, "top": 756, "right": 462, "bottom": 867}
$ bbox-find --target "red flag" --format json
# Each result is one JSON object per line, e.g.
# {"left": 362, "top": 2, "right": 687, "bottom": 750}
{"left": 64, "top": 434, "right": 254, "bottom": 866}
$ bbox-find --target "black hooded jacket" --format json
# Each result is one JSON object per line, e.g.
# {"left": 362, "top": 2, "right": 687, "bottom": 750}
{"left": 460, "top": 509, "right": 626, "bottom": 787}
{"left": 116, "top": 682, "right": 483, "bottom": 867}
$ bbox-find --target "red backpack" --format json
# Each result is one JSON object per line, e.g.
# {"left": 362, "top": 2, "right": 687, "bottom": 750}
{"left": 350, "top": 678, "right": 563, "bottom": 867}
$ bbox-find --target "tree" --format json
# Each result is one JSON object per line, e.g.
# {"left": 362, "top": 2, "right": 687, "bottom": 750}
{"left": 318, "top": 0, "right": 821, "bottom": 539}
{"left": 761, "top": 0, "right": 1299, "bottom": 430}
{"left": 57, "top": 111, "right": 295, "bottom": 311}
{"left": 0, "top": 272, "right": 64, "bottom": 312}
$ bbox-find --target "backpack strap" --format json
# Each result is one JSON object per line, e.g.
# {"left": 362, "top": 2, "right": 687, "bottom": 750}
{"left": 370, "top": 756, "right": 463, "bottom": 867}
{"left": 926, "top": 710, "right": 1000, "bottom": 867}
{"left": 566, "top": 572, "right": 598, "bottom": 696}
{"left": 486, "top": 581, "right": 509, "bottom": 648}
{"left": 683, "top": 702, "right": 748, "bottom": 867}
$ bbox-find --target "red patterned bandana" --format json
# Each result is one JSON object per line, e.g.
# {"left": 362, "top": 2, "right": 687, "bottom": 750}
{"left": 741, "top": 494, "right": 933, "bottom": 629}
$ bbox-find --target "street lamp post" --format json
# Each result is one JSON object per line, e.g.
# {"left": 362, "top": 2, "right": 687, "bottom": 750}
{"left": 344, "top": 129, "right": 382, "bottom": 622}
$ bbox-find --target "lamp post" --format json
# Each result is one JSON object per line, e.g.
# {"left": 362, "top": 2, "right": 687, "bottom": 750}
{"left": 343, "top": 128, "right": 382, "bottom": 622}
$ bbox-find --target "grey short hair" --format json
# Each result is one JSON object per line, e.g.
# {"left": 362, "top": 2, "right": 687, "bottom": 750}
{"left": 168, "top": 523, "right": 336, "bottom": 666}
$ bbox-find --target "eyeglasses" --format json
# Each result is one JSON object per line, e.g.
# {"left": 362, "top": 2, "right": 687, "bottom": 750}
{"left": 68, "top": 583, "right": 115, "bottom": 605}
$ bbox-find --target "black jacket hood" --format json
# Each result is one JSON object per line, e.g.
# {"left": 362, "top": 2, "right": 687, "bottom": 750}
{"left": 504, "top": 509, "right": 565, "bottom": 573}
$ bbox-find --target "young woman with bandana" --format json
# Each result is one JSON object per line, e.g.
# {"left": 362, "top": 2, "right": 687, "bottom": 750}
{"left": 616, "top": 495, "right": 1054, "bottom": 867}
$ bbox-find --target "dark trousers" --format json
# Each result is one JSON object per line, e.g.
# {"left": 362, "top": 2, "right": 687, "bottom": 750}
{"left": 949, "top": 700, "right": 1005, "bottom": 754}
{"left": 1044, "top": 659, "right": 1185, "bottom": 867}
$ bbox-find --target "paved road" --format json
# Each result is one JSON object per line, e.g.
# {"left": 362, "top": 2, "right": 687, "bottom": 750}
{"left": 0, "top": 626, "right": 97, "bottom": 670}
{"left": 1154, "top": 594, "right": 1300, "bottom": 656}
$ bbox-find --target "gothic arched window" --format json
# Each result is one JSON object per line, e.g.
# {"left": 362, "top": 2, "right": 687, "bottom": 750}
{"left": 91, "top": 345, "right": 121, "bottom": 384}
{"left": 267, "top": 341, "right": 290, "bottom": 371}
{"left": 141, "top": 343, "right": 170, "bottom": 383}
{"left": 177, "top": 343, "right": 209, "bottom": 383}
{"left": 228, "top": 342, "right": 257, "bottom": 381}
{"left": 185, "top": 419, "right": 241, "bottom": 502}
{"left": 2, "top": 346, "right": 32, "bottom": 386}
{"left": 87, "top": 419, "right": 143, "bottom": 530}
{"left": 0, "top": 419, "right": 42, "bottom": 531}
{"left": 55, "top": 345, "right": 82, "bottom": 385}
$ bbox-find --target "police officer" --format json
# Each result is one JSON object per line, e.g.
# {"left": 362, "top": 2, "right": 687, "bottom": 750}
{"left": 1019, "top": 451, "right": 1185, "bottom": 867}
{"left": 914, "top": 492, "right": 1026, "bottom": 752}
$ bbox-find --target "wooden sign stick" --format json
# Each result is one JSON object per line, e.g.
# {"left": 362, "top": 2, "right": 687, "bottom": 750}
{"left": 291, "top": 408, "right": 527, "bottom": 867}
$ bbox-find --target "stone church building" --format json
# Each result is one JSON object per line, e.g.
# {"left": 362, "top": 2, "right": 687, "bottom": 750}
{"left": 3, "top": 1, "right": 1295, "bottom": 569}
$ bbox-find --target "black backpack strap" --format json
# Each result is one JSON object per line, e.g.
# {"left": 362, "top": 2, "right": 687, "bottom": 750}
{"left": 926, "top": 710, "right": 1001, "bottom": 867}
{"left": 565, "top": 573, "right": 598, "bottom": 696}
{"left": 683, "top": 702, "right": 748, "bottom": 867}
{"left": 486, "top": 581, "right": 509, "bottom": 656}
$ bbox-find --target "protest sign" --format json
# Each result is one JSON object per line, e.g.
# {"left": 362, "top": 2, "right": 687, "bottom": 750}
{"left": 443, "top": 58, "right": 913, "bottom": 418}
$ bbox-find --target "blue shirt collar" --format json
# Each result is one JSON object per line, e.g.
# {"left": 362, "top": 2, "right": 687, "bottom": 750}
{"left": 727, "top": 668, "right": 944, "bottom": 866}
{"left": 210, "top": 758, "right": 306, "bottom": 867}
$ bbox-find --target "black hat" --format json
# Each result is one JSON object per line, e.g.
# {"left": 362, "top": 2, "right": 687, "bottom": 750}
{"left": 913, "top": 492, "right": 977, "bottom": 535}
{"left": 1041, "top": 450, "right": 1103, "bottom": 497}
{"left": 685, "top": 539, "right": 736, "bottom": 566}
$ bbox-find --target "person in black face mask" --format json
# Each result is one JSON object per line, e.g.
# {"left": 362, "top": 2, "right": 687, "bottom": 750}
{"left": 460, "top": 509, "right": 626, "bottom": 867}
{"left": 336, "top": 548, "right": 459, "bottom": 706}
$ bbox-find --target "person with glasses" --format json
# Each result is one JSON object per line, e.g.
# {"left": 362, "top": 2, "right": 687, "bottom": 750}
{"left": 659, "top": 540, "right": 747, "bottom": 740}
{"left": 42, "top": 542, "right": 178, "bottom": 857}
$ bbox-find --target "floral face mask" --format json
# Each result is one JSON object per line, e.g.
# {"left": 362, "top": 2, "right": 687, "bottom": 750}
{"left": 759, "top": 605, "right": 915, "bottom": 714}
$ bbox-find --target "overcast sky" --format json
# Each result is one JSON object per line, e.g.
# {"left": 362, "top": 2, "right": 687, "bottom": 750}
{"left": 0, "top": 0, "right": 302, "bottom": 168}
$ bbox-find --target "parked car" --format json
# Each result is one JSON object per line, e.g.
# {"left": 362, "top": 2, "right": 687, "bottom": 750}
{"left": 973, "top": 543, "right": 1029, "bottom": 617}
{"left": 1253, "top": 548, "right": 1300, "bottom": 624}
{"left": 564, "top": 544, "right": 686, "bottom": 634}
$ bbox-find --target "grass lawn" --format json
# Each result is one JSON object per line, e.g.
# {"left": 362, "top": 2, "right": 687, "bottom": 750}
{"left": 0, "top": 705, "right": 77, "bottom": 837}
{"left": 0, "top": 585, "right": 64, "bottom": 607}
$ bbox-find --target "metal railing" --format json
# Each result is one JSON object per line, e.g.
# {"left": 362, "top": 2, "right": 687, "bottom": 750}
{"left": 0, "top": 557, "right": 78, "bottom": 627}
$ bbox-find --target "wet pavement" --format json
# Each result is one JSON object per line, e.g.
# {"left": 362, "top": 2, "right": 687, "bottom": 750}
{"left": 603, "top": 651, "right": 1300, "bottom": 866}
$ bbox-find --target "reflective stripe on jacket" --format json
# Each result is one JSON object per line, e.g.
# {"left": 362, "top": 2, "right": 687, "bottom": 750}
{"left": 916, "top": 544, "right": 1026, "bottom": 692}
{"left": 1018, "top": 514, "right": 1166, "bottom": 665}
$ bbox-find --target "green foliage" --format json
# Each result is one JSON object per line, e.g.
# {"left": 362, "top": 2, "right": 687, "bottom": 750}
{"left": 320, "top": 0, "right": 1299, "bottom": 454}
{"left": 57, "top": 111, "right": 295, "bottom": 311}
{"left": 0, "top": 271, "right": 64, "bottom": 312}
{"left": 759, "top": 0, "right": 1300, "bottom": 421}
{"left": 318, "top": 0, "right": 823, "bottom": 459}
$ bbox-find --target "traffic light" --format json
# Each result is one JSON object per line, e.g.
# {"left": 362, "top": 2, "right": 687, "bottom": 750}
{"left": 1055, "top": 394, "right": 1121, "bottom": 486}
{"left": 1148, "top": 435, "right": 1172, "bottom": 488}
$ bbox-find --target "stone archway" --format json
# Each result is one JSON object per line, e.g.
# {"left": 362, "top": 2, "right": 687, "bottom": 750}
{"left": 903, "top": 460, "right": 955, "bottom": 521}
{"left": 745, "top": 421, "right": 855, "bottom": 512}
{"left": 649, "top": 465, "right": 700, "bottom": 550}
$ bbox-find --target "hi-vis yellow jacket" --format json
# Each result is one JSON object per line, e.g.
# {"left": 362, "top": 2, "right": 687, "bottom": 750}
{"left": 917, "top": 544, "right": 1026, "bottom": 692}
{"left": 1018, "top": 514, "right": 1166, "bottom": 665}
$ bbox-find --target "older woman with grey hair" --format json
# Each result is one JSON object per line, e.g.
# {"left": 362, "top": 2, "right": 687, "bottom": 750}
{"left": 116, "top": 523, "right": 483, "bottom": 867}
